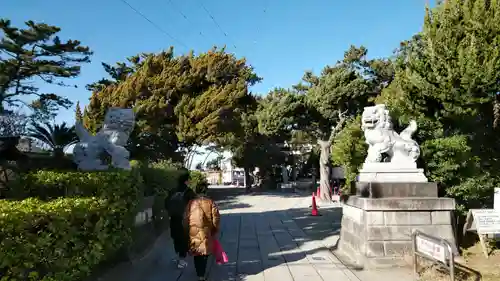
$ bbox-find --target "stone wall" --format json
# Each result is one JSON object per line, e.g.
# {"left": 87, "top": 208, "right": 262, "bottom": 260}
{"left": 338, "top": 196, "right": 456, "bottom": 268}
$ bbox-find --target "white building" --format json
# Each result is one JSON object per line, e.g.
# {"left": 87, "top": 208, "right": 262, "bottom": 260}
{"left": 220, "top": 151, "right": 244, "bottom": 185}
{"left": 189, "top": 146, "right": 244, "bottom": 185}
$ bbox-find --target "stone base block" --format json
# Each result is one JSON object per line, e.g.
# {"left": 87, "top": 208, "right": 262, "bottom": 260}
{"left": 356, "top": 182, "right": 438, "bottom": 198}
{"left": 358, "top": 163, "right": 428, "bottom": 183}
{"left": 337, "top": 196, "right": 456, "bottom": 269}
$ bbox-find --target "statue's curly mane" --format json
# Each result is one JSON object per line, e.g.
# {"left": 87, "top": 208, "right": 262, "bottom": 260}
{"left": 365, "top": 106, "right": 391, "bottom": 130}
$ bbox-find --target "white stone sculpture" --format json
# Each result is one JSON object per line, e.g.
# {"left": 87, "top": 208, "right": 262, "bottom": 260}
{"left": 73, "top": 108, "right": 135, "bottom": 171}
{"left": 361, "top": 104, "right": 420, "bottom": 164}
{"left": 358, "top": 104, "right": 427, "bottom": 182}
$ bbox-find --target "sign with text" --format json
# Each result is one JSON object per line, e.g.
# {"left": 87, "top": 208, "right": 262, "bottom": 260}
{"left": 471, "top": 209, "right": 500, "bottom": 235}
{"left": 415, "top": 235, "right": 446, "bottom": 264}
{"left": 412, "top": 230, "right": 455, "bottom": 281}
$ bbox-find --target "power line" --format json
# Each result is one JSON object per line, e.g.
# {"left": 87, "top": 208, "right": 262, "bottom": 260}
{"left": 196, "top": 0, "right": 237, "bottom": 49}
{"left": 166, "top": 0, "right": 207, "bottom": 39}
{"left": 263, "top": 0, "right": 269, "bottom": 13}
{"left": 118, "top": 0, "right": 188, "bottom": 49}
{"left": 254, "top": 0, "right": 270, "bottom": 44}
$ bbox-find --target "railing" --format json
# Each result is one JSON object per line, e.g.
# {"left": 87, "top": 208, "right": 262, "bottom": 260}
{"left": 412, "top": 230, "right": 455, "bottom": 281}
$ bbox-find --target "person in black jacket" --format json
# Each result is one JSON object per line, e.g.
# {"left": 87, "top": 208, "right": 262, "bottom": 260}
{"left": 165, "top": 168, "right": 196, "bottom": 268}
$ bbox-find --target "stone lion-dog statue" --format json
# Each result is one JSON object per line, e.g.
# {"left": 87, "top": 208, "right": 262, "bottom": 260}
{"left": 361, "top": 104, "right": 420, "bottom": 164}
{"left": 72, "top": 108, "right": 135, "bottom": 171}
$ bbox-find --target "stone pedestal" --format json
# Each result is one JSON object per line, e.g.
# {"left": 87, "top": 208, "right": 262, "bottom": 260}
{"left": 358, "top": 163, "right": 428, "bottom": 183}
{"left": 337, "top": 182, "right": 456, "bottom": 268}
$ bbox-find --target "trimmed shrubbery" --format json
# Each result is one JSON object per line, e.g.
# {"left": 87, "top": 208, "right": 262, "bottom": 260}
{"left": 188, "top": 170, "right": 209, "bottom": 194}
{"left": 0, "top": 169, "right": 143, "bottom": 281}
{"left": 136, "top": 160, "right": 183, "bottom": 197}
{"left": 134, "top": 160, "right": 210, "bottom": 196}
{"left": 0, "top": 161, "right": 210, "bottom": 281}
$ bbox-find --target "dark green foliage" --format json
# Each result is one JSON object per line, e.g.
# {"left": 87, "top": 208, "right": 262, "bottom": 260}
{"left": 85, "top": 61, "right": 135, "bottom": 92}
{"left": 132, "top": 160, "right": 208, "bottom": 197}
{"left": 257, "top": 88, "right": 304, "bottom": 141}
{"left": 229, "top": 108, "right": 285, "bottom": 188}
{"left": 375, "top": 0, "right": 500, "bottom": 213}
{"left": 258, "top": 46, "right": 393, "bottom": 198}
{"left": 6, "top": 169, "right": 142, "bottom": 202}
{"left": 292, "top": 45, "right": 393, "bottom": 140}
{"left": 188, "top": 170, "right": 209, "bottom": 194}
{"left": 0, "top": 19, "right": 92, "bottom": 115}
{"left": 446, "top": 173, "right": 500, "bottom": 214}
{"left": 83, "top": 47, "right": 261, "bottom": 163}
{"left": 0, "top": 169, "right": 143, "bottom": 281}
{"left": 28, "top": 122, "right": 77, "bottom": 157}
{"left": 132, "top": 160, "right": 181, "bottom": 197}
{"left": 331, "top": 116, "right": 367, "bottom": 193}
{"left": 75, "top": 101, "right": 83, "bottom": 123}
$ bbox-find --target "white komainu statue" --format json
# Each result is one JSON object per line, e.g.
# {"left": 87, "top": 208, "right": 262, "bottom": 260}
{"left": 73, "top": 108, "right": 135, "bottom": 171}
{"left": 361, "top": 104, "right": 420, "bottom": 165}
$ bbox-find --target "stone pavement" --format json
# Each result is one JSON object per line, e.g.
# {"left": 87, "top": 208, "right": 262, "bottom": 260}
{"left": 134, "top": 187, "right": 414, "bottom": 281}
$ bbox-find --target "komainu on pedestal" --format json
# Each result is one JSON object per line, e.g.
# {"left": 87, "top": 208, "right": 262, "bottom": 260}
{"left": 336, "top": 104, "right": 457, "bottom": 269}
{"left": 358, "top": 104, "right": 427, "bottom": 182}
{"left": 72, "top": 108, "right": 135, "bottom": 171}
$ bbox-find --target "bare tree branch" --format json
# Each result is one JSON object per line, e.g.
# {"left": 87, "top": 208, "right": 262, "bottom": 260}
{"left": 328, "top": 109, "right": 348, "bottom": 144}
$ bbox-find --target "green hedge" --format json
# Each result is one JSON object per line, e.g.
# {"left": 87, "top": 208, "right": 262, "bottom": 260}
{"left": 0, "top": 161, "right": 210, "bottom": 281}
{"left": 139, "top": 160, "right": 182, "bottom": 197}
{"left": 0, "top": 169, "right": 142, "bottom": 281}
{"left": 134, "top": 160, "right": 209, "bottom": 197}
{"left": 5, "top": 169, "right": 142, "bottom": 201}
{"left": 188, "top": 170, "right": 209, "bottom": 194}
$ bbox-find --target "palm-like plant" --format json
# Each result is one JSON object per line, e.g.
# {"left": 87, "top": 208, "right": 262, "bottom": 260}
{"left": 28, "top": 122, "right": 77, "bottom": 157}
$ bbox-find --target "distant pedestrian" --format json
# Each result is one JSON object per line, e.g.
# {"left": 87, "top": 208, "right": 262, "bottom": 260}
{"left": 184, "top": 183, "right": 220, "bottom": 281}
{"left": 165, "top": 168, "right": 195, "bottom": 269}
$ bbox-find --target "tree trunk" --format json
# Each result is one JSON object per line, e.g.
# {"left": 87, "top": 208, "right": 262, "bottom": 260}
{"left": 244, "top": 166, "right": 252, "bottom": 192}
{"left": 494, "top": 94, "right": 500, "bottom": 129}
{"left": 281, "top": 165, "right": 289, "bottom": 184}
{"left": 311, "top": 166, "right": 317, "bottom": 191}
{"left": 317, "top": 139, "right": 331, "bottom": 201}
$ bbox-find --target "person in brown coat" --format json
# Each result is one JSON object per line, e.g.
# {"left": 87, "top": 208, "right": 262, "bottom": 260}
{"left": 184, "top": 184, "right": 220, "bottom": 281}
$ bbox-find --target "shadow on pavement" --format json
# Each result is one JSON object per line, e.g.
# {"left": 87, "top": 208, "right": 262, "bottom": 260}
{"left": 208, "top": 186, "right": 252, "bottom": 211}
{"left": 198, "top": 207, "right": 356, "bottom": 281}
{"left": 163, "top": 186, "right": 356, "bottom": 281}
{"left": 90, "top": 186, "right": 354, "bottom": 281}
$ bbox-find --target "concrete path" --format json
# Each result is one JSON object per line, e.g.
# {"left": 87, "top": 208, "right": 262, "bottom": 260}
{"left": 143, "top": 186, "right": 413, "bottom": 281}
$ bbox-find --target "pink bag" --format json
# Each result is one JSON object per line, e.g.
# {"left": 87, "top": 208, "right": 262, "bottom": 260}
{"left": 212, "top": 239, "right": 229, "bottom": 264}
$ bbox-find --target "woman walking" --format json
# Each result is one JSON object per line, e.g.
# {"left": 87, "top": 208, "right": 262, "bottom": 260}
{"left": 166, "top": 168, "right": 196, "bottom": 268}
{"left": 184, "top": 184, "right": 220, "bottom": 281}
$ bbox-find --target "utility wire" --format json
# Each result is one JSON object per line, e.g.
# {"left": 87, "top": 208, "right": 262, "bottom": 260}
{"left": 166, "top": 0, "right": 207, "bottom": 39}
{"left": 196, "top": 0, "right": 237, "bottom": 49}
{"left": 118, "top": 0, "right": 188, "bottom": 49}
{"left": 263, "top": 0, "right": 269, "bottom": 13}
{"left": 254, "top": 0, "right": 270, "bottom": 44}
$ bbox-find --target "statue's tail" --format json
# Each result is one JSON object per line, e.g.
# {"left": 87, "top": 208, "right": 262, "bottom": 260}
{"left": 400, "top": 120, "right": 417, "bottom": 141}
{"left": 75, "top": 121, "right": 92, "bottom": 141}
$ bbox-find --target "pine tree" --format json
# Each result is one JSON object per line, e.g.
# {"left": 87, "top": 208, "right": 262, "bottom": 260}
{"left": 0, "top": 19, "right": 92, "bottom": 114}
{"left": 377, "top": 0, "right": 500, "bottom": 212}
{"left": 75, "top": 101, "right": 83, "bottom": 123}
{"left": 85, "top": 60, "right": 137, "bottom": 92}
{"left": 258, "top": 46, "right": 392, "bottom": 200}
{"left": 84, "top": 47, "right": 261, "bottom": 162}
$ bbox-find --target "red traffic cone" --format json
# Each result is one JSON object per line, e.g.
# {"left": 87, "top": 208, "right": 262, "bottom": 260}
{"left": 311, "top": 194, "right": 320, "bottom": 216}
{"left": 316, "top": 186, "right": 321, "bottom": 197}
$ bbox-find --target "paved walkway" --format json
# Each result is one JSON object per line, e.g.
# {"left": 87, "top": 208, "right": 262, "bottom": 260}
{"left": 135, "top": 187, "right": 413, "bottom": 281}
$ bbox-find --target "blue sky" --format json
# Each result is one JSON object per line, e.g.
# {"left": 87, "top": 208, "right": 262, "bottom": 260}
{"left": 2, "top": 0, "right": 433, "bottom": 125}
